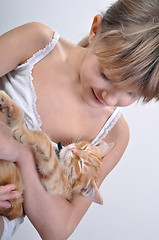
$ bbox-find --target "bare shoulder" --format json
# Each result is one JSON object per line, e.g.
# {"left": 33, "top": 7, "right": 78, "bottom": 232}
{"left": 99, "top": 114, "right": 129, "bottom": 183}
{"left": 16, "top": 22, "right": 54, "bottom": 59}
{"left": 0, "top": 22, "right": 54, "bottom": 76}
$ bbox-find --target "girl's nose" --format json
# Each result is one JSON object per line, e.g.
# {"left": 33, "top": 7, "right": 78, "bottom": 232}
{"left": 102, "top": 90, "right": 121, "bottom": 106}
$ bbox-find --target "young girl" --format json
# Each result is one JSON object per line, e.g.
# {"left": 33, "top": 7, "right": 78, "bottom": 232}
{"left": 0, "top": 0, "right": 159, "bottom": 239}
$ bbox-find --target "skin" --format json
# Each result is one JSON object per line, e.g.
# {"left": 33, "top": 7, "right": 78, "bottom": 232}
{"left": 0, "top": 15, "right": 137, "bottom": 239}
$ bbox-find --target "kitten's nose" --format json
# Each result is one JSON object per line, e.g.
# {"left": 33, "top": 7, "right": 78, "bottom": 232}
{"left": 68, "top": 147, "right": 75, "bottom": 153}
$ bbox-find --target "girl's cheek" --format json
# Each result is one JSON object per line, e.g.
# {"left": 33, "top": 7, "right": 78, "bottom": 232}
{"left": 119, "top": 96, "right": 137, "bottom": 107}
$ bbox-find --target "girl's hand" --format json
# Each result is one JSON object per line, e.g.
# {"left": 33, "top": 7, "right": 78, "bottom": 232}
{"left": 0, "top": 184, "right": 21, "bottom": 209}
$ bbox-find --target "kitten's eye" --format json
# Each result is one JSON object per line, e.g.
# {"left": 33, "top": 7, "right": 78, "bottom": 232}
{"left": 81, "top": 145, "right": 87, "bottom": 150}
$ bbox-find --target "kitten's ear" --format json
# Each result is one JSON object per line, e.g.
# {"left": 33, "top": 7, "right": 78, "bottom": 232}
{"left": 81, "top": 180, "right": 103, "bottom": 204}
{"left": 96, "top": 141, "right": 114, "bottom": 158}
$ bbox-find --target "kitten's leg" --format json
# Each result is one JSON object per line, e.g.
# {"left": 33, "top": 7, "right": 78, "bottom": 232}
{"left": 13, "top": 127, "right": 72, "bottom": 199}
{"left": 0, "top": 90, "right": 53, "bottom": 173}
{"left": 0, "top": 91, "right": 72, "bottom": 199}
{"left": 0, "top": 92, "right": 50, "bottom": 180}
{"left": 0, "top": 91, "right": 25, "bottom": 127}
{"left": 13, "top": 127, "right": 57, "bottom": 174}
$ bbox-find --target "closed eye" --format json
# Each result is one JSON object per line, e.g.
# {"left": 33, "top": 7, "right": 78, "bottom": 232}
{"left": 81, "top": 145, "right": 87, "bottom": 150}
{"left": 101, "top": 72, "right": 111, "bottom": 81}
{"left": 127, "top": 92, "right": 137, "bottom": 98}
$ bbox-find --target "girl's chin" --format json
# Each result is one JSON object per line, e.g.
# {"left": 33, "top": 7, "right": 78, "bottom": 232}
{"left": 83, "top": 95, "right": 106, "bottom": 109}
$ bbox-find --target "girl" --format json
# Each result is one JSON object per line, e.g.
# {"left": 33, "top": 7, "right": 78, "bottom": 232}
{"left": 0, "top": 0, "right": 159, "bottom": 239}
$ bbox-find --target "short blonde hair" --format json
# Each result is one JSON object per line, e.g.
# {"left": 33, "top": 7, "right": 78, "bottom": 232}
{"left": 81, "top": 0, "right": 159, "bottom": 102}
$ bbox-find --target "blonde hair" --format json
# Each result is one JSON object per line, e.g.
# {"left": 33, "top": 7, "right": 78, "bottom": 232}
{"left": 80, "top": 0, "right": 159, "bottom": 102}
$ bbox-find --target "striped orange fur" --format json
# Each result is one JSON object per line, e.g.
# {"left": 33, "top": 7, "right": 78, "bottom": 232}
{"left": 0, "top": 91, "right": 113, "bottom": 220}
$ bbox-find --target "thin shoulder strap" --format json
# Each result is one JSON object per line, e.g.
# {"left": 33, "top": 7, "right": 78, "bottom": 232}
{"left": 91, "top": 107, "right": 122, "bottom": 146}
{"left": 16, "top": 32, "right": 60, "bottom": 70}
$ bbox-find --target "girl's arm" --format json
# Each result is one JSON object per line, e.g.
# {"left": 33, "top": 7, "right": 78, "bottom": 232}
{"left": 0, "top": 22, "right": 53, "bottom": 77}
{"left": 17, "top": 115, "right": 129, "bottom": 240}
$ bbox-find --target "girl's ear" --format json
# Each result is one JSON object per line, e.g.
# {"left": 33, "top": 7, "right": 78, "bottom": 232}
{"left": 89, "top": 14, "right": 102, "bottom": 45}
{"left": 81, "top": 180, "right": 103, "bottom": 204}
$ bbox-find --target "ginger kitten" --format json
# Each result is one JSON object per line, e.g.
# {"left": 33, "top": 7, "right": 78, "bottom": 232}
{"left": 0, "top": 91, "right": 113, "bottom": 220}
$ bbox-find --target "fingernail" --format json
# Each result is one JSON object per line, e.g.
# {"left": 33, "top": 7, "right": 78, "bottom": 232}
{"left": 11, "top": 185, "right": 16, "bottom": 191}
{"left": 15, "top": 193, "right": 21, "bottom": 198}
{"left": 5, "top": 204, "right": 11, "bottom": 208}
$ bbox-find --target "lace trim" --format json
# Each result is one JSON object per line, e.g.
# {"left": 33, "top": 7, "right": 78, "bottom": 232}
{"left": 16, "top": 32, "right": 60, "bottom": 130}
{"left": 91, "top": 107, "right": 122, "bottom": 146}
{"left": 23, "top": 66, "right": 42, "bottom": 130}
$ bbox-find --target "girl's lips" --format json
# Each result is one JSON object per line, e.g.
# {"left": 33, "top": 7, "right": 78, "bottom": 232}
{"left": 92, "top": 89, "right": 105, "bottom": 105}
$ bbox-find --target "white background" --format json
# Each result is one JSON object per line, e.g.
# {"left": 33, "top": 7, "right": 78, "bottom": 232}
{"left": 0, "top": 0, "right": 159, "bottom": 239}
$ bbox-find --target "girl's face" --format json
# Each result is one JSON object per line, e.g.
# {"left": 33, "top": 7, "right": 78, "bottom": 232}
{"left": 80, "top": 52, "right": 138, "bottom": 108}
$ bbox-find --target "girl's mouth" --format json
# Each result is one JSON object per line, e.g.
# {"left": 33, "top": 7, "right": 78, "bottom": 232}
{"left": 92, "top": 89, "right": 105, "bottom": 105}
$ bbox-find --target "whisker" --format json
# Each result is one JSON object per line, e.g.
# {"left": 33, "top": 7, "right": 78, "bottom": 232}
{"left": 75, "top": 132, "right": 82, "bottom": 143}
{"left": 72, "top": 133, "right": 79, "bottom": 144}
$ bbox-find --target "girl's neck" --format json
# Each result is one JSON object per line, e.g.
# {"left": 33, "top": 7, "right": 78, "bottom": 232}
{"left": 57, "top": 37, "right": 88, "bottom": 84}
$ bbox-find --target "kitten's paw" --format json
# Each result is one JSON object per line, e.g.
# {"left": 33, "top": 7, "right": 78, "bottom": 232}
{"left": 13, "top": 127, "right": 39, "bottom": 149}
{"left": 0, "top": 91, "right": 14, "bottom": 118}
{"left": 0, "top": 91, "right": 24, "bottom": 126}
{"left": 12, "top": 127, "right": 28, "bottom": 144}
{"left": 13, "top": 127, "right": 51, "bottom": 159}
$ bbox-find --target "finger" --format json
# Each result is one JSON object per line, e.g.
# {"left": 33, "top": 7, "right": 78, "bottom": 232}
{"left": 0, "top": 200, "right": 11, "bottom": 209}
{"left": 0, "top": 190, "right": 21, "bottom": 201}
{"left": 0, "top": 184, "right": 16, "bottom": 195}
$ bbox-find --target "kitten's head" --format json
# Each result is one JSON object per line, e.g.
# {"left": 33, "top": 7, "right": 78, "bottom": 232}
{"left": 59, "top": 141, "right": 113, "bottom": 204}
